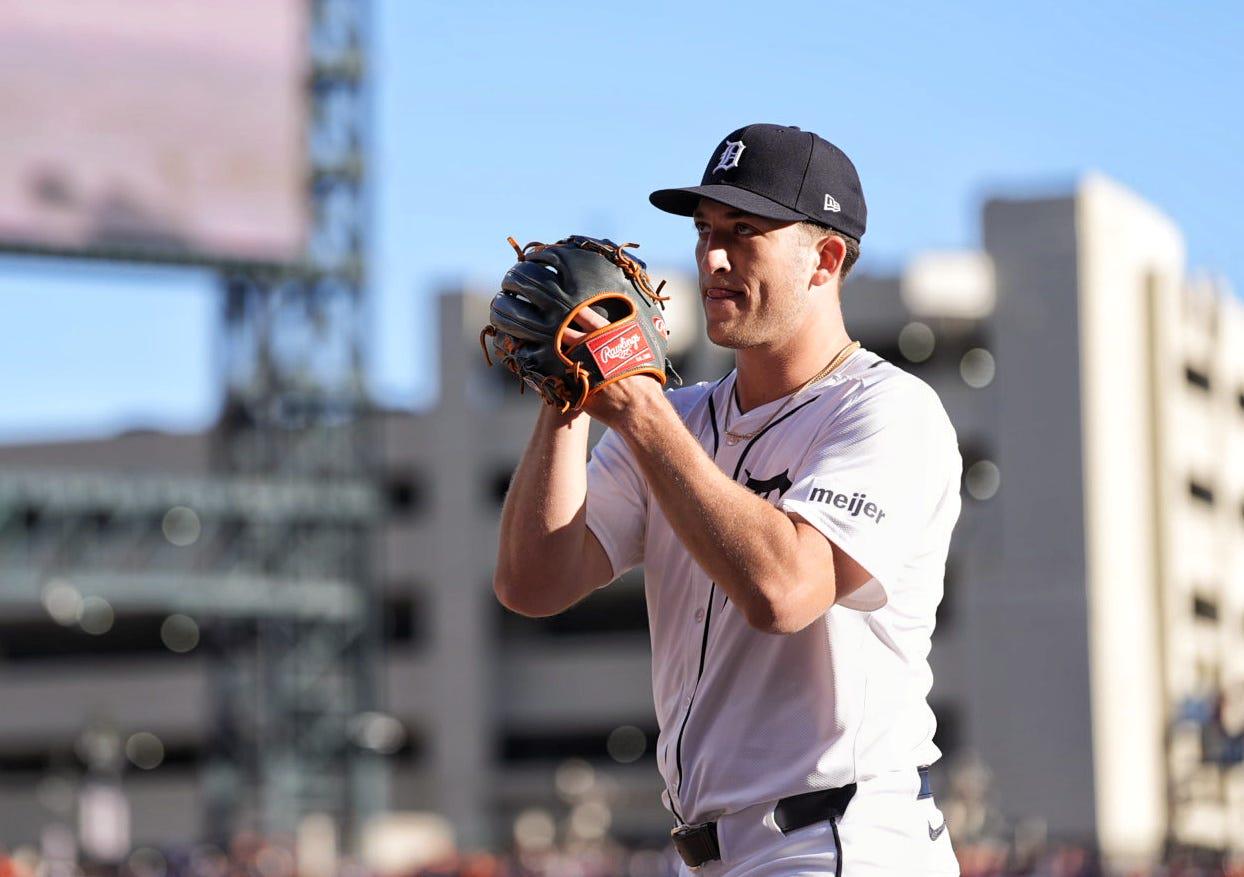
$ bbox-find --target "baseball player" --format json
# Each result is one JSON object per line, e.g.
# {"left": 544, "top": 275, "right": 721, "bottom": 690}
{"left": 493, "top": 123, "right": 962, "bottom": 875}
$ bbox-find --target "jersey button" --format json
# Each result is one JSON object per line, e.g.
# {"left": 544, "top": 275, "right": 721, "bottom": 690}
{"left": 694, "top": 608, "right": 705, "bottom": 623}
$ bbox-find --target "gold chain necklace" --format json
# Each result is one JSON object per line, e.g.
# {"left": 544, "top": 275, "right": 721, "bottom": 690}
{"left": 724, "top": 340, "right": 860, "bottom": 447}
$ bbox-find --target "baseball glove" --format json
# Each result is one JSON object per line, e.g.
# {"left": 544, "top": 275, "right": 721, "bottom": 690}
{"left": 481, "top": 235, "right": 679, "bottom": 412}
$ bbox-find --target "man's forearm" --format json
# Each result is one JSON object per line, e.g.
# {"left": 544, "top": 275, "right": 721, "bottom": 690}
{"left": 605, "top": 384, "right": 824, "bottom": 631}
{"left": 494, "top": 406, "right": 595, "bottom": 615}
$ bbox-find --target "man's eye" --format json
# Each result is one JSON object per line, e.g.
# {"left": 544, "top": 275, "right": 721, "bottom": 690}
{"left": 735, "top": 223, "right": 756, "bottom": 236}
{"left": 694, "top": 223, "right": 709, "bottom": 235}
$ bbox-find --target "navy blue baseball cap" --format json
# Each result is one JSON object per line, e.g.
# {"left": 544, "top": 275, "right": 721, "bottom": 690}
{"left": 649, "top": 123, "right": 867, "bottom": 240}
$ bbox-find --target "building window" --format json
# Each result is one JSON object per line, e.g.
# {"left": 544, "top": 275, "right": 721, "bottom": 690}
{"left": 0, "top": 739, "right": 203, "bottom": 775}
{"left": 1238, "top": 390, "right": 1244, "bottom": 413}
{"left": 385, "top": 472, "right": 424, "bottom": 519}
{"left": 499, "top": 724, "right": 658, "bottom": 765}
{"left": 498, "top": 574, "right": 648, "bottom": 640}
{"left": 1192, "top": 595, "right": 1219, "bottom": 622}
{"left": 1184, "top": 366, "right": 1211, "bottom": 392}
{"left": 383, "top": 593, "right": 424, "bottom": 647}
{"left": 958, "top": 438, "right": 992, "bottom": 470}
{"left": 930, "top": 702, "right": 962, "bottom": 759}
{"left": 1189, "top": 480, "right": 1215, "bottom": 506}
{"left": 392, "top": 728, "right": 425, "bottom": 764}
{"left": 857, "top": 338, "right": 905, "bottom": 371}
{"left": 487, "top": 463, "right": 516, "bottom": 507}
{"left": 936, "top": 559, "right": 957, "bottom": 631}
{"left": 0, "top": 613, "right": 183, "bottom": 662}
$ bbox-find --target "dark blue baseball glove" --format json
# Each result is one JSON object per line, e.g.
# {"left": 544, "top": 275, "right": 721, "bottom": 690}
{"left": 481, "top": 235, "right": 680, "bottom": 412}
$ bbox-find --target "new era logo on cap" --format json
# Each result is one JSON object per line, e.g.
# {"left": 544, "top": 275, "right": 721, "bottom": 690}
{"left": 649, "top": 123, "right": 867, "bottom": 241}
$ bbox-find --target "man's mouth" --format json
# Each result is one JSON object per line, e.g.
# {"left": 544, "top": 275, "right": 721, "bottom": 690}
{"left": 704, "top": 287, "right": 743, "bottom": 300}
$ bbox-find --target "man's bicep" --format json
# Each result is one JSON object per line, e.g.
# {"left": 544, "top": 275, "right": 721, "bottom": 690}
{"left": 790, "top": 516, "right": 883, "bottom": 610}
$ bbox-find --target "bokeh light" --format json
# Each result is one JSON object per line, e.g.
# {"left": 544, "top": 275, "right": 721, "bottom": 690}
{"left": 160, "top": 614, "right": 200, "bottom": 653}
{"left": 898, "top": 322, "right": 935, "bottom": 363}
{"left": 162, "top": 506, "right": 202, "bottom": 546}
{"left": 554, "top": 758, "right": 595, "bottom": 801}
{"left": 960, "top": 348, "right": 996, "bottom": 388}
{"left": 78, "top": 596, "right": 114, "bottom": 635}
{"left": 568, "top": 800, "right": 611, "bottom": 841}
{"left": 125, "top": 732, "right": 165, "bottom": 770}
{"left": 350, "top": 712, "right": 406, "bottom": 755}
{"left": 513, "top": 808, "right": 556, "bottom": 852}
{"left": 41, "top": 579, "right": 82, "bottom": 626}
{"left": 127, "top": 847, "right": 168, "bottom": 877}
{"left": 34, "top": 775, "right": 75, "bottom": 815}
{"left": 606, "top": 725, "right": 647, "bottom": 764}
{"left": 966, "top": 460, "right": 1001, "bottom": 500}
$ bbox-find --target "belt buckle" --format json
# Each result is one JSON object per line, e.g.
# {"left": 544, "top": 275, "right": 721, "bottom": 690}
{"left": 670, "top": 820, "right": 720, "bottom": 869}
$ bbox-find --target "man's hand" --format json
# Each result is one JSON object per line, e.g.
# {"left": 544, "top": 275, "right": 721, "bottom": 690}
{"left": 563, "top": 306, "right": 667, "bottom": 428}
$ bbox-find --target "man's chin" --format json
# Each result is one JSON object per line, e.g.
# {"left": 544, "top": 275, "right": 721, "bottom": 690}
{"left": 706, "top": 323, "right": 750, "bottom": 350}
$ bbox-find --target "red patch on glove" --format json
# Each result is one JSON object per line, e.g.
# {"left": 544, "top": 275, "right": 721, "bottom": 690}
{"left": 586, "top": 319, "right": 656, "bottom": 379}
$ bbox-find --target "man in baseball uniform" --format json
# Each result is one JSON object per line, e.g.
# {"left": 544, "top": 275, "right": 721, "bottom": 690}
{"left": 494, "top": 123, "right": 962, "bottom": 876}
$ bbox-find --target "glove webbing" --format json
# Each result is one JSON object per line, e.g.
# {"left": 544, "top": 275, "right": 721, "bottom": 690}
{"left": 480, "top": 323, "right": 592, "bottom": 413}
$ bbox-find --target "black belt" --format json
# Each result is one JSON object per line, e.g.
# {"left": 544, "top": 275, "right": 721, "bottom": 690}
{"left": 671, "top": 766, "right": 932, "bottom": 869}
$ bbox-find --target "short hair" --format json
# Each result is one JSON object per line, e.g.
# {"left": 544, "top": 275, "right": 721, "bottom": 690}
{"left": 798, "top": 221, "right": 860, "bottom": 283}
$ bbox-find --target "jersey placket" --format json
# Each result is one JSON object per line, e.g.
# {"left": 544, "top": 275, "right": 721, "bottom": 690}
{"left": 669, "top": 378, "right": 824, "bottom": 822}
{"left": 661, "top": 380, "right": 730, "bottom": 821}
{"left": 665, "top": 380, "right": 745, "bottom": 820}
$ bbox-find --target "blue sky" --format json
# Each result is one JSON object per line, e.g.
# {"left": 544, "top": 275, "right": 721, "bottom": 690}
{"left": 2, "top": 0, "right": 1240, "bottom": 444}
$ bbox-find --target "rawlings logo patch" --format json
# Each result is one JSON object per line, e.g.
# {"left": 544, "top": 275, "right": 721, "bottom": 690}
{"left": 587, "top": 320, "right": 655, "bottom": 378}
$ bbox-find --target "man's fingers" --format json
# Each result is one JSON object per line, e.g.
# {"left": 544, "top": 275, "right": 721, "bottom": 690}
{"left": 573, "top": 306, "right": 610, "bottom": 331}
{"left": 563, "top": 305, "right": 610, "bottom": 345}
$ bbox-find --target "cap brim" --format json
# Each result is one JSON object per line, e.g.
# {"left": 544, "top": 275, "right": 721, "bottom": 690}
{"left": 648, "top": 185, "right": 807, "bottom": 222}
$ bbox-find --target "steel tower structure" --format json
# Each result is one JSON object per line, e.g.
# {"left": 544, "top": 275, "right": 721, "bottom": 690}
{"left": 0, "top": 0, "right": 384, "bottom": 848}
{"left": 207, "top": 0, "right": 382, "bottom": 842}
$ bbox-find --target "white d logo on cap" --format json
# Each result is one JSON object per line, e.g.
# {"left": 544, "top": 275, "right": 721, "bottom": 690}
{"left": 713, "top": 140, "right": 746, "bottom": 174}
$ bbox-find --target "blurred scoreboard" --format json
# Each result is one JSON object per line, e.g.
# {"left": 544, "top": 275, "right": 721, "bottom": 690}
{"left": 0, "top": 0, "right": 307, "bottom": 264}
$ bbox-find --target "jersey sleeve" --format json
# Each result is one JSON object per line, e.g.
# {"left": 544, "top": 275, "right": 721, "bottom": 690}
{"left": 585, "top": 426, "right": 648, "bottom": 579}
{"left": 780, "top": 380, "right": 953, "bottom": 611}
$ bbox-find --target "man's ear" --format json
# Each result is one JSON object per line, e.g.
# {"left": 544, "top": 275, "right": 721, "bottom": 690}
{"left": 810, "top": 234, "right": 847, "bottom": 287}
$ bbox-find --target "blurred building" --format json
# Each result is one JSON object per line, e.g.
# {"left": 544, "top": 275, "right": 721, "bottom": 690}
{"left": 842, "top": 174, "right": 1244, "bottom": 866}
{"left": 0, "top": 175, "right": 1241, "bottom": 866}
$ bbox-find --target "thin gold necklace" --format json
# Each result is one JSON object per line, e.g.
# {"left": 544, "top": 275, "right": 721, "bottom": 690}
{"left": 724, "top": 340, "right": 860, "bottom": 446}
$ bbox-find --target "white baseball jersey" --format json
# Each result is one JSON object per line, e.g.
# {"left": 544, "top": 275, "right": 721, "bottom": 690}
{"left": 585, "top": 347, "right": 962, "bottom": 826}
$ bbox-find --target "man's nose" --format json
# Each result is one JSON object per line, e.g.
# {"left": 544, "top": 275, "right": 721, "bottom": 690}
{"left": 700, "top": 239, "right": 730, "bottom": 275}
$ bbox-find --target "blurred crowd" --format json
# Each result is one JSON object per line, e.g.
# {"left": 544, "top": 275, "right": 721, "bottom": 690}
{"left": 6, "top": 835, "right": 1244, "bottom": 877}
